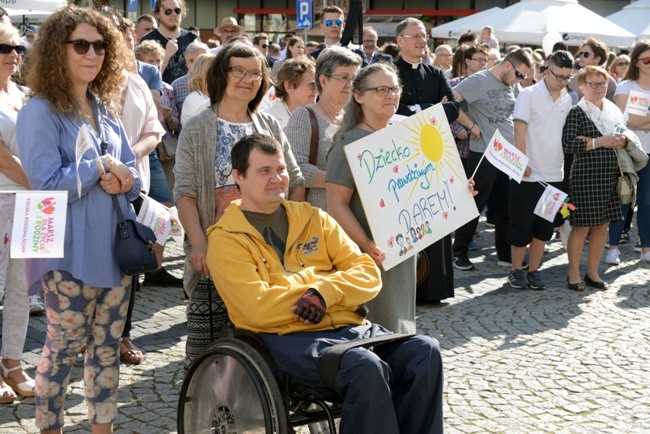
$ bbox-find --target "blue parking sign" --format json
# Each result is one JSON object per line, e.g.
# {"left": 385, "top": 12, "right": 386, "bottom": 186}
{"left": 297, "top": 0, "right": 313, "bottom": 29}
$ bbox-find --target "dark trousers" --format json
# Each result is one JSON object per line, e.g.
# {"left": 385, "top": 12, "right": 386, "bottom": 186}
{"left": 260, "top": 324, "right": 444, "bottom": 434}
{"left": 453, "top": 150, "right": 511, "bottom": 260}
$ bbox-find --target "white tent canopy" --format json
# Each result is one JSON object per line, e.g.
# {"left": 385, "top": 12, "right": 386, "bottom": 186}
{"left": 434, "top": 0, "right": 636, "bottom": 49}
{"left": 5, "top": 0, "right": 66, "bottom": 18}
{"left": 431, "top": 7, "right": 502, "bottom": 40}
{"left": 607, "top": 0, "right": 650, "bottom": 40}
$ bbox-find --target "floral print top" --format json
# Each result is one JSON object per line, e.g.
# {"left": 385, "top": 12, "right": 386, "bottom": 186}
{"left": 214, "top": 119, "right": 255, "bottom": 222}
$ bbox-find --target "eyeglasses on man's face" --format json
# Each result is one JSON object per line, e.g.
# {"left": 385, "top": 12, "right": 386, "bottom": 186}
{"left": 164, "top": 7, "right": 182, "bottom": 15}
{"left": 576, "top": 51, "right": 590, "bottom": 59}
{"left": 471, "top": 57, "right": 487, "bottom": 64}
{"left": 325, "top": 19, "right": 343, "bottom": 27}
{"left": 361, "top": 85, "right": 403, "bottom": 97}
{"left": 400, "top": 33, "right": 428, "bottom": 41}
{"left": 507, "top": 59, "right": 526, "bottom": 80}
{"left": 228, "top": 66, "right": 263, "bottom": 81}
{"left": 548, "top": 68, "right": 573, "bottom": 83}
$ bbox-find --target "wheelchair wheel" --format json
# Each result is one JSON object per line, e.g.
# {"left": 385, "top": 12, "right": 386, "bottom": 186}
{"left": 178, "top": 338, "right": 289, "bottom": 434}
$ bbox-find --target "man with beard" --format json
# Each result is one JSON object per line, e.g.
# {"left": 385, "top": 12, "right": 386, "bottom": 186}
{"left": 140, "top": 0, "right": 198, "bottom": 84}
{"left": 451, "top": 49, "right": 533, "bottom": 271}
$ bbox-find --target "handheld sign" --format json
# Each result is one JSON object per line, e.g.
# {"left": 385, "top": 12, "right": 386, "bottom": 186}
{"left": 11, "top": 191, "right": 68, "bottom": 258}
{"left": 534, "top": 183, "right": 568, "bottom": 223}
{"left": 483, "top": 129, "right": 529, "bottom": 183}
{"left": 344, "top": 104, "right": 479, "bottom": 271}
{"left": 625, "top": 90, "right": 650, "bottom": 117}
{"left": 137, "top": 196, "right": 172, "bottom": 246}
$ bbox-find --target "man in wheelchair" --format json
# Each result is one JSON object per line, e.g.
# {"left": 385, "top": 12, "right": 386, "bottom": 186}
{"left": 206, "top": 133, "right": 444, "bottom": 434}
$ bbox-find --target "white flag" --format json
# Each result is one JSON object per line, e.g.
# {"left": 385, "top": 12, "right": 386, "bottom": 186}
{"left": 75, "top": 124, "right": 101, "bottom": 199}
{"left": 484, "top": 129, "right": 529, "bottom": 183}
{"left": 534, "top": 183, "right": 568, "bottom": 223}
{"left": 137, "top": 196, "right": 172, "bottom": 245}
{"left": 11, "top": 191, "right": 68, "bottom": 258}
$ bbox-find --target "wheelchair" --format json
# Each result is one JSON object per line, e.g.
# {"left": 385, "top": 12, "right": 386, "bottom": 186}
{"left": 177, "top": 327, "right": 343, "bottom": 434}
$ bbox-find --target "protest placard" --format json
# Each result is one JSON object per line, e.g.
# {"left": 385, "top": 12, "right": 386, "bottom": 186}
{"left": 482, "top": 129, "right": 529, "bottom": 183}
{"left": 11, "top": 191, "right": 68, "bottom": 258}
{"left": 344, "top": 104, "right": 479, "bottom": 271}
{"left": 534, "top": 183, "right": 568, "bottom": 223}
{"left": 625, "top": 90, "right": 650, "bottom": 117}
{"left": 137, "top": 196, "right": 171, "bottom": 245}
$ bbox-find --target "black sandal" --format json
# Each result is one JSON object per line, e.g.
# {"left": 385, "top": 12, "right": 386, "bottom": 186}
{"left": 567, "top": 278, "right": 585, "bottom": 291}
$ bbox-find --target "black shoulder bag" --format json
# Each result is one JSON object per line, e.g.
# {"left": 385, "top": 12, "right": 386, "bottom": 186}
{"left": 98, "top": 111, "right": 158, "bottom": 276}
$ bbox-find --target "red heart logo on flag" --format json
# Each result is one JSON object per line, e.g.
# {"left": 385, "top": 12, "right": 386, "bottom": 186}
{"left": 443, "top": 212, "right": 449, "bottom": 219}
{"left": 387, "top": 237, "right": 394, "bottom": 248}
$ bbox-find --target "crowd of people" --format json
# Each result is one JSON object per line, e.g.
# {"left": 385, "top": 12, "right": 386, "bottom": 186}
{"left": 0, "top": 1, "right": 648, "bottom": 433}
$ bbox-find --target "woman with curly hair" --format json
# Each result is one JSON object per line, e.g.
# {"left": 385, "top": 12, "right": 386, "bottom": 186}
{"left": 16, "top": 6, "right": 141, "bottom": 433}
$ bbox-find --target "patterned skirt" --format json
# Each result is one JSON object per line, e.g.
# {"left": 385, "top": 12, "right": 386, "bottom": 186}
{"left": 184, "top": 277, "right": 232, "bottom": 372}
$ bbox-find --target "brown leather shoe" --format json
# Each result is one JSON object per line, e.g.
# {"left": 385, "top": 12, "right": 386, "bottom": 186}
{"left": 120, "top": 338, "right": 144, "bottom": 364}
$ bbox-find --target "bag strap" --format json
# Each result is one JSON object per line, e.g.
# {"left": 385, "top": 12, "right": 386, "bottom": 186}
{"left": 306, "top": 107, "right": 319, "bottom": 166}
{"left": 318, "top": 332, "right": 414, "bottom": 390}
{"left": 615, "top": 149, "right": 625, "bottom": 178}
{"left": 98, "top": 109, "right": 127, "bottom": 225}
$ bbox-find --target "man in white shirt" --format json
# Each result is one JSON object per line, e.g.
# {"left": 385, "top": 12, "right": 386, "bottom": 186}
{"left": 508, "top": 50, "right": 574, "bottom": 289}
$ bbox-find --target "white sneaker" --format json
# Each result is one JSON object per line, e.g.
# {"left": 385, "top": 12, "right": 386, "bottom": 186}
{"left": 558, "top": 221, "right": 571, "bottom": 251}
{"left": 605, "top": 249, "right": 621, "bottom": 265}
{"left": 29, "top": 295, "right": 45, "bottom": 315}
{"left": 641, "top": 252, "right": 650, "bottom": 263}
{"left": 634, "top": 238, "right": 642, "bottom": 253}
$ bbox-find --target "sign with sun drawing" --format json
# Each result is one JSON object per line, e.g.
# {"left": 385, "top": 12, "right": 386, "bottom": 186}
{"left": 344, "top": 104, "right": 479, "bottom": 271}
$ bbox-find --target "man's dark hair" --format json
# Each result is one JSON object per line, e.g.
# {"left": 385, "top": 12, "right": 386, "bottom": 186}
{"left": 552, "top": 41, "right": 568, "bottom": 52}
{"left": 504, "top": 48, "right": 533, "bottom": 69}
{"left": 458, "top": 31, "right": 477, "bottom": 46}
{"left": 548, "top": 50, "right": 574, "bottom": 70}
{"left": 231, "top": 133, "right": 283, "bottom": 178}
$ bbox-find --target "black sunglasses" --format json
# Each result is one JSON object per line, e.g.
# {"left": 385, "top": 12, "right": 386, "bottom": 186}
{"left": 539, "top": 65, "right": 547, "bottom": 73}
{"left": 507, "top": 59, "right": 526, "bottom": 80}
{"left": 260, "top": 44, "right": 269, "bottom": 48}
{"left": 577, "top": 51, "right": 590, "bottom": 59}
{"left": 0, "top": 44, "right": 27, "bottom": 55}
{"left": 164, "top": 7, "right": 182, "bottom": 15}
{"left": 67, "top": 39, "right": 109, "bottom": 55}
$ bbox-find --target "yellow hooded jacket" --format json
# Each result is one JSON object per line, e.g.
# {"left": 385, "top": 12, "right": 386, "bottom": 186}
{"left": 206, "top": 199, "right": 382, "bottom": 334}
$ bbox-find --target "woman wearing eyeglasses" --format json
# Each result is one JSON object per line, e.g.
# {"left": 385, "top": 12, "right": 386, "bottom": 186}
{"left": 569, "top": 37, "right": 617, "bottom": 101}
{"left": 325, "top": 63, "right": 418, "bottom": 333}
{"left": 0, "top": 23, "right": 33, "bottom": 405}
{"left": 613, "top": 41, "right": 650, "bottom": 263}
{"left": 264, "top": 57, "right": 318, "bottom": 129}
{"left": 286, "top": 46, "right": 362, "bottom": 210}
{"left": 562, "top": 65, "right": 647, "bottom": 291}
{"left": 174, "top": 43, "right": 305, "bottom": 370}
{"left": 609, "top": 54, "right": 630, "bottom": 84}
{"left": 16, "top": 6, "right": 140, "bottom": 433}
{"left": 270, "top": 36, "right": 306, "bottom": 83}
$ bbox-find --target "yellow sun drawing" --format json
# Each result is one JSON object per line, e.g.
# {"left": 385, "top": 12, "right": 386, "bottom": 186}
{"left": 400, "top": 113, "right": 464, "bottom": 201}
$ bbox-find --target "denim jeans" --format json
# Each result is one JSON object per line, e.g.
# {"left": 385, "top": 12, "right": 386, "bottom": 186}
{"left": 637, "top": 160, "right": 650, "bottom": 248}
{"left": 608, "top": 203, "right": 631, "bottom": 246}
{"left": 148, "top": 151, "right": 172, "bottom": 203}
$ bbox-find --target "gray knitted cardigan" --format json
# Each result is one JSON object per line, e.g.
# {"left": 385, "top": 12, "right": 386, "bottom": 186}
{"left": 173, "top": 104, "right": 305, "bottom": 296}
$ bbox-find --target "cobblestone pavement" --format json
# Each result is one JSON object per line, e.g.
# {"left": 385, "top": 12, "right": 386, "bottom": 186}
{"left": 1, "top": 220, "right": 649, "bottom": 433}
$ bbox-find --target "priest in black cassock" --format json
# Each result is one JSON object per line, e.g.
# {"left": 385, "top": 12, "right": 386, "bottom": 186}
{"left": 394, "top": 17, "right": 461, "bottom": 303}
